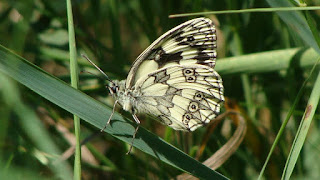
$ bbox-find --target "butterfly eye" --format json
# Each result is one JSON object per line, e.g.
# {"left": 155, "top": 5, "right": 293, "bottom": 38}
{"left": 108, "top": 85, "right": 119, "bottom": 95}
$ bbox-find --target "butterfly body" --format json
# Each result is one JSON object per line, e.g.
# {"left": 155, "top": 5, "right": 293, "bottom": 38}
{"left": 107, "top": 18, "right": 224, "bottom": 132}
{"left": 108, "top": 80, "right": 134, "bottom": 113}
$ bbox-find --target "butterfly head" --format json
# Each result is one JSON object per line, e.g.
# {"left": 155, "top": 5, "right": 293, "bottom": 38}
{"left": 108, "top": 80, "right": 127, "bottom": 97}
{"left": 108, "top": 80, "right": 135, "bottom": 113}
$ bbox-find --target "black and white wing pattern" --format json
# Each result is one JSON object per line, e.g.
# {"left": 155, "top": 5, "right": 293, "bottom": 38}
{"left": 134, "top": 65, "right": 224, "bottom": 131}
{"left": 109, "top": 18, "right": 223, "bottom": 132}
{"left": 125, "top": 18, "right": 217, "bottom": 89}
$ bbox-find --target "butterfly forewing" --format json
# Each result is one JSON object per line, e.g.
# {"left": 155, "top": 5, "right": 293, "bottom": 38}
{"left": 126, "top": 18, "right": 217, "bottom": 89}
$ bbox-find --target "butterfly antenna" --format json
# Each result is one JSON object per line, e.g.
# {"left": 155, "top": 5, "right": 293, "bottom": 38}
{"left": 81, "top": 54, "right": 114, "bottom": 84}
{"left": 80, "top": 70, "right": 104, "bottom": 80}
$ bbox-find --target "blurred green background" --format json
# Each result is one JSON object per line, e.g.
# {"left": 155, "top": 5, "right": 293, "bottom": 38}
{"left": 0, "top": 0, "right": 320, "bottom": 179}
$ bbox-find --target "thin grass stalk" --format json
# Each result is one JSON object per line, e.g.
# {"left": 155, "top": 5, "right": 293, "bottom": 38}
{"left": 66, "top": 0, "right": 81, "bottom": 179}
{"left": 169, "top": 6, "right": 320, "bottom": 18}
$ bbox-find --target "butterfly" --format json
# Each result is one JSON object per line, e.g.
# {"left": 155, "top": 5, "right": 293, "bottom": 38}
{"left": 84, "top": 17, "right": 224, "bottom": 153}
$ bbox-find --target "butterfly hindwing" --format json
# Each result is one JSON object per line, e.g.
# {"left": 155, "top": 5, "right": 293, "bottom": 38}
{"left": 134, "top": 65, "right": 224, "bottom": 131}
{"left": 126, "top": 18, "right": 217, "bottom": 89}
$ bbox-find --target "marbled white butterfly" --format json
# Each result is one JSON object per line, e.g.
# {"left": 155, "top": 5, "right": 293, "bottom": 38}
{"left": 85, "top": 18, "right": 224, "bottom": 151}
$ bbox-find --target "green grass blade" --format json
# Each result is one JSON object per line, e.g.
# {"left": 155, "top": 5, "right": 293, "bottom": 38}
{"left": 216, "top": 48, "right": 318, "bottom": 74}
{"left": 0, "top": 44, "right": 228, "bottom": 180}
{"left": 169, "top": 6, "right": 320, "bottom": 18}
{"left": 282, "top": 65, "right": 320, "bottom": 180}
{"left": 66, "top": 0, "right": 81, "bottom": 179}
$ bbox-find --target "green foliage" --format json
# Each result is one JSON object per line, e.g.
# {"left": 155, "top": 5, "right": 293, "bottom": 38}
{"left": 0, "top": 0, "right": 319, "bottom": 179}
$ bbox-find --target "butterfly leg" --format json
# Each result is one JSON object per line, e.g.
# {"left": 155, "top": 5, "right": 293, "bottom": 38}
{"left": 101, "top": 100, "right": 118, "bottom": 132}
{"left": 126, "top": 114, "right": 140, "bottom": 155}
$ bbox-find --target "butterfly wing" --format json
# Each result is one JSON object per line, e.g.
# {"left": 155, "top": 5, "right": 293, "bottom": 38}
{"left": 125, "top": 18, "right": 217, "bottom": 89}
{"left": 134, "top": 65, "right": 224, "bottom": 131}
